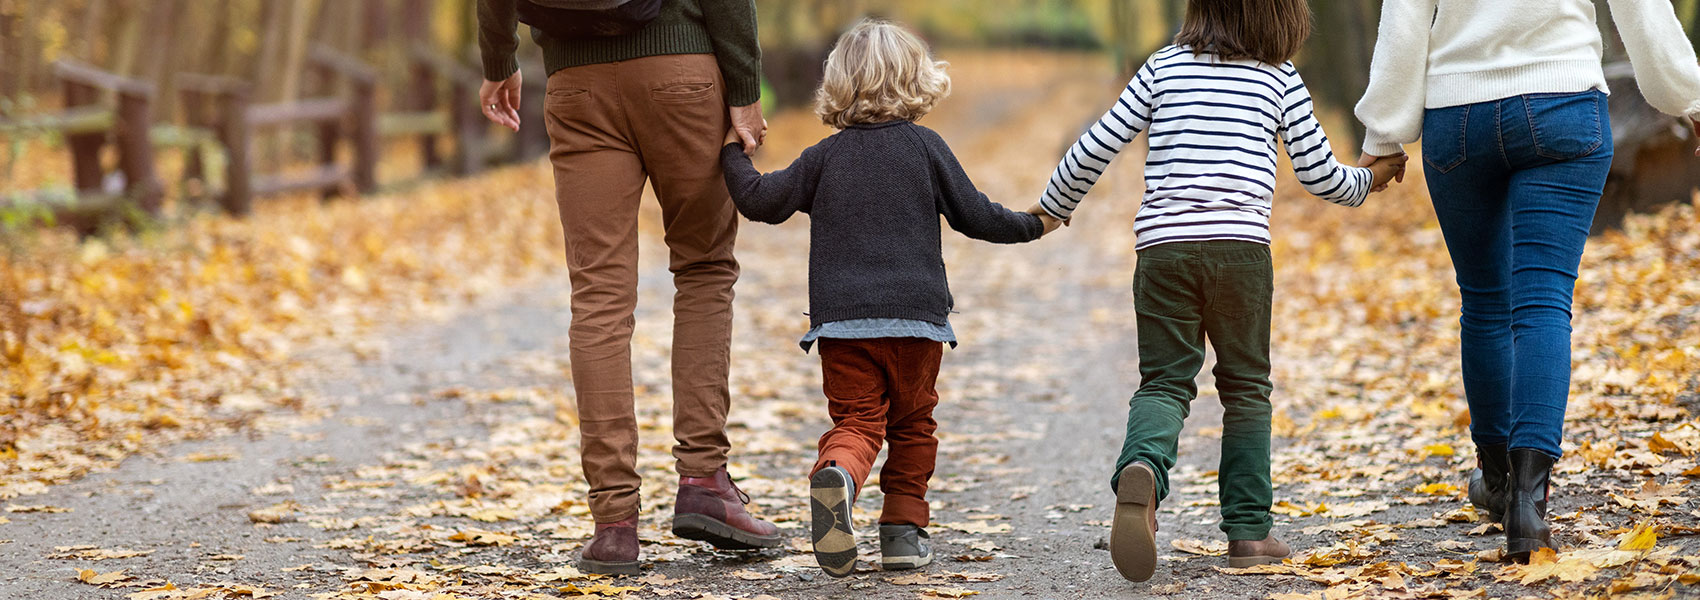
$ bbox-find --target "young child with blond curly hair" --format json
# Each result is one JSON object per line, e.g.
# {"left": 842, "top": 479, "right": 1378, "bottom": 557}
{"left": 719, "top": 19, "right": 1061, "bottom": 577}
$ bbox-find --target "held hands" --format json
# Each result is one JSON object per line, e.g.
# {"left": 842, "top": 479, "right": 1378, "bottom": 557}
{"left": 1691, "top": 118, "right": 1699, "bottom": 157}
{"left": 1358, "top": 153, "right": 1409, "bottom": 193}
{"left": 1026, "top": 204, "right": 1067, "bottom": 236}
{"left": 479, "top": 71, "right": 524, "bottom": 132}
{"left": 728, "top": 101, "right": 768, "bottom": 156}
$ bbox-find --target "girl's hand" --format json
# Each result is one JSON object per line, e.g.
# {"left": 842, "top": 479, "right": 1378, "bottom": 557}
{"left": 1366, "top": 154, "right": 1409, "bottom": 193}
{"left": 1037, "top": 214, "right": 1063, "bottom": 236}
{"left": 1691, "top": 118, "right": 1699, "bottom": 157}
{"left": 724, "top": 127, "right": 743, "bottom": 149}
{"left": 1025, "top": 203, "right": 1068, "bottom": 235}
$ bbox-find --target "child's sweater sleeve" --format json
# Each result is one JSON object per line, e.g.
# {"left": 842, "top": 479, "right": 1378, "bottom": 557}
{"left": 1281, "top": 71, "right": 1372, "bottom": 208}
{"left": 1037, "top": 60, "right": 1156, "bottom": 221}
{"left": 1354, "top": 0, "right": 1438, "bottom": 157}
{"left": 719, "top": 139, "right": 830, "bottom": 224}
{"left": 919, "top": 128, "right": 1044, "bottom": 244}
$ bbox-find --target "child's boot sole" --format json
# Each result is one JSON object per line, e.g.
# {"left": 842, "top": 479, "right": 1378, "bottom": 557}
{"left": 1110, "top": 462, "right": 1159, "bottom": 582}
{"left": 810, "top": 468, "right": 858, "bottom": 577}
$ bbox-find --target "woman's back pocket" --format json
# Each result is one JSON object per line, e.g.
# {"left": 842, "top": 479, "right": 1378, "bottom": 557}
{"left": 1524, "top": 91, "right": 1605, "bottom": 161}
{"left": 1422, "top": 105, "right": 1469, "bottom": 174}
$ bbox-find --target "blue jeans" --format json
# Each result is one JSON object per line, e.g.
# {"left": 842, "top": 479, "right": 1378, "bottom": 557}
{"left": 1421, "top": 90, "right": 1612, "bottom": 459}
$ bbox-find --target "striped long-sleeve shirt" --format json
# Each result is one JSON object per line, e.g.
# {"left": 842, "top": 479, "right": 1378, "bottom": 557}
{"left": 1039, "top": 46, "right": 1372, "bottom": 250}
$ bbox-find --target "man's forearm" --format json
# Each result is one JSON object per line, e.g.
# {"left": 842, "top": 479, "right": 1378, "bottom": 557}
{"left": 477, "top": 0, "right": 520, "bottom": 81}
{"left": 701, "top": 0, "right": 762, "bottom": 106}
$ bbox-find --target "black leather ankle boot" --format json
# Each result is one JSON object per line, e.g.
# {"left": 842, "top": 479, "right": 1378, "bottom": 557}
{"left": 1467, "top": 442, "right": 1510, "bottom": 522}
{"left": 1505, "top": 449, "right": 1555, "bottom": 562}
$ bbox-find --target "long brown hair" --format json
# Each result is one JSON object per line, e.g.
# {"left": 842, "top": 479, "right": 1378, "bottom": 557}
{"left": 1173, "top": 0, "right": 1314, "bottom": 65}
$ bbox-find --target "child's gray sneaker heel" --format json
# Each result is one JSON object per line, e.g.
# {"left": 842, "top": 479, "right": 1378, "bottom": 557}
{"left": 878, "top": 524, "right": 932, "bottom": 570}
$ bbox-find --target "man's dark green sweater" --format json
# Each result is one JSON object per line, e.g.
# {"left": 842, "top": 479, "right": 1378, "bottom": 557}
{"left": 477, "top": 0, "right": 762, "bottom": 107}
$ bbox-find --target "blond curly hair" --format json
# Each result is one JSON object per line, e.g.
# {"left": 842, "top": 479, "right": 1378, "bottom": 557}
{"left": 815, "top": 20, "right": 951, "bottom": 129}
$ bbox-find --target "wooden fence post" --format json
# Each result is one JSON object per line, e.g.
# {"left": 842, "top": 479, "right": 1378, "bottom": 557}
{"left": 411, "top": 53, "right": 444, "bottom": 171}
{"left": 411, "top": 43, "right": 486, "bottom": 176}
{"left": 350, "top": 75, "right": 378, "bottom": 193}
{"left": 450, "top": 78, "right": 482, "bottom": 176}
{"left": 318, "top": 117, "right": 343, "bottom": 200}
{"left": 62, "top": 78, "right": 105, "bottom": 193}
{"left": 307, "top": 44, "right": 379, "bottom": 194}
{"left": 514, "top": 64, "right": 548, "bottom": 162}
{"left": 221, "top": 85, "right": 254, "bottom": 216}
{"left": 181, "top": 91, "right": 207, "bottom": 185}
{"left": 113, "top": 88, "right": 164, "bottom": 215}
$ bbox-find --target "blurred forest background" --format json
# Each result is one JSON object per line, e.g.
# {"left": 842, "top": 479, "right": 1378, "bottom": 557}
{"left": 1, "top": 0, "right": 1699, "bottom": 218}
{"left": 6, "top": 0, "right": 1700, "bottom": 114}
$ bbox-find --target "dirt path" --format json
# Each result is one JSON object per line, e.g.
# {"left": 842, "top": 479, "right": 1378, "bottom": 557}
{"left": 2, "top": 51, "right": 1687, "bottom": 600}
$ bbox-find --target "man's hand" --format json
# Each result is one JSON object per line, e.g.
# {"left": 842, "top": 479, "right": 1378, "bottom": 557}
{"left": 729, "top": 102, "right": 767, "bottom": 156}
{"left": 480, "top": 71, "right": 523, "bottom": 132}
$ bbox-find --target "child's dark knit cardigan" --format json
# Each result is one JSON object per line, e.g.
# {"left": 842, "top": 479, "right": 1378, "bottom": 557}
{"left": 720, "top": 121, "right": 1043, "bottom": 328}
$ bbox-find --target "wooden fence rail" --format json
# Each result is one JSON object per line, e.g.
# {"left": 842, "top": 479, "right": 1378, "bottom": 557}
{"left": 8, "top": 49, "right": 545, "bottom": 230}
{"left": 403, "top": 43, "right": 485, "bottom": 176}
{"left": 178, "top": 49, "right": 380, "bottom": 216}
{"left": 0, "top": 60, "right": 163, "bottom": 234}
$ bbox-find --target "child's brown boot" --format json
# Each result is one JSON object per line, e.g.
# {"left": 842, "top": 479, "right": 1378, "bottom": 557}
{"left": 1227, "top": 534, "right": 1292, "bottom": 568}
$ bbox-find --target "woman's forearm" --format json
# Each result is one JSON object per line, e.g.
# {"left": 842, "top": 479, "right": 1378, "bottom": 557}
{"left": 1355, "top": 0, "right": 1440, "bottom": 156}
{"left": 1608, "top": 0, "right": 1700, "bottom": 120}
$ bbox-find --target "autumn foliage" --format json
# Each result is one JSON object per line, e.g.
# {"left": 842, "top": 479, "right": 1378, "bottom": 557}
{"left": 3, "top": 51, "right": 1699, "bottom": 599}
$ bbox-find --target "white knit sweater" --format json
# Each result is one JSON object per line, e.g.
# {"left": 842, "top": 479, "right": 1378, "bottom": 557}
{"left": 1356, "top": 0, "right": 1700, "bottom": 157}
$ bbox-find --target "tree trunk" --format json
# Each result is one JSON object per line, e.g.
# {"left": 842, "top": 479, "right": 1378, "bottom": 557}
{"left": 137, "top": 0, "right": 186, "bottom": 119}
{"left": 1683, "top": 0, "right": 1699, "bottom": 50}
{"left": 0, "top": 11, "right": 16, "bottom": 100}
{"left": 78, "top": 0, "right": 108, "bottom": 62}
{"left": 1162, "top": 0, "right": 1184, "bottom": 37}
{"left": 455, "top": 0, "right": 479, "bottom": 59}
{"left": 275, "top": 0, "right": 317, "bottom": 103}
{"left": 363, "top": 0, "right": 391, "bottom": 51}
{"left": 1303, "top": 0, "right": 1380, "bottom": 147}
{"left": 13, "top": 3, "right": 39, "bottom": 97}
{"left": 254, "top": 0, "right": 288, "bottom": 99}
{"left": 206, "top": 0, "right": 235, "bottom": 76}
{"left": 1596, "top": 0, "right": 1627, "bottom": 62}
{"left": 111, "top": 0, "right": 145, "bottom": 80}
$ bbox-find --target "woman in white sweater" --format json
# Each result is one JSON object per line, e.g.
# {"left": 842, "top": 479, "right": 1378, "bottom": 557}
{"left": 1355, "top": 0, "right": 1700, "bottom": 563}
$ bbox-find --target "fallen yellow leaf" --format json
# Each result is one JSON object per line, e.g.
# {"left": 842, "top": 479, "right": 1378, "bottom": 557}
{"left": 1617, "top": 519, "right": 1658, "bottom": 551}
{"left": 76, "top": 568, "right": 129, "bottom": 585}
{"left": 1171, "top": 538, "right": 1228, "bottom": 556}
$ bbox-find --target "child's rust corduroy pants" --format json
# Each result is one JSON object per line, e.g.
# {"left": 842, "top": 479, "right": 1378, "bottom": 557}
{"left": 810, "top": 337, "right": 943, "bottom": 528}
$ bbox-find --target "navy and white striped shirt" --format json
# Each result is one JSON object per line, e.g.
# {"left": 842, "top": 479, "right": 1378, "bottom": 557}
{"left": 1039, "top": 46, "right": 1371, "bottom": 250}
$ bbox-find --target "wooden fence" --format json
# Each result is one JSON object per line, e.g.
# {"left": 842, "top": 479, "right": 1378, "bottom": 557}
{"left": 3, "top": 46, "right": 539, "bottom": 233}
{"left": 0, "top": 60, "right": 166, "bottom": 233}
